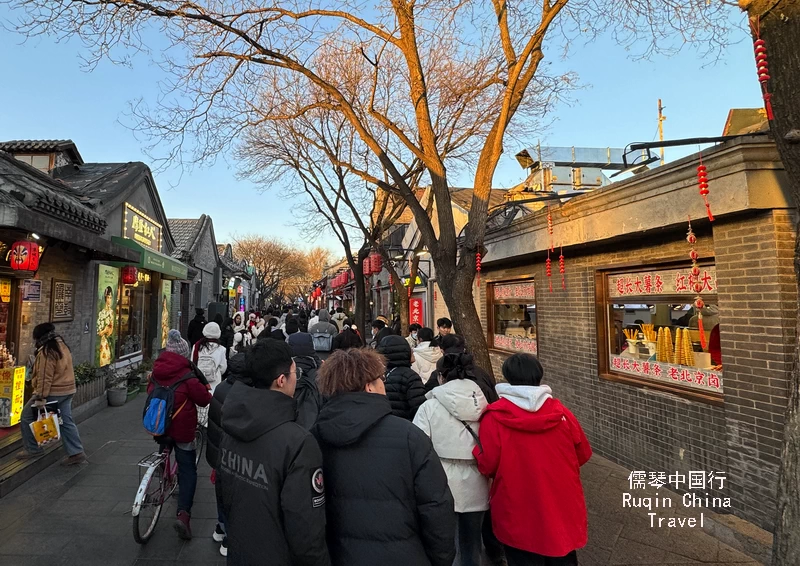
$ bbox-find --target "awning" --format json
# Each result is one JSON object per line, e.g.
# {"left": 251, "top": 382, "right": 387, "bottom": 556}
{"left": 111, "top": 236, "right": 188, "bottom": 279}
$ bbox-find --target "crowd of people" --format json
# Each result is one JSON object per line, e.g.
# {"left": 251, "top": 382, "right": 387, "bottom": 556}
{"left": 147, "top": 305, "right": 592, "bottom": 566}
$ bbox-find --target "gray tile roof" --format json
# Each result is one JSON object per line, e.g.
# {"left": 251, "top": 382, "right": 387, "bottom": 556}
{"left": 0, "top": 140, "right": 84, "bottom": 165}
{"left": 0, "top": 151, "right": 107, "bottom": 233}
{"left": 168, "top": 218, "right": 203, "bottom": 259}
{"left": 53, "top": 162, "right": 148, "bottom": 206}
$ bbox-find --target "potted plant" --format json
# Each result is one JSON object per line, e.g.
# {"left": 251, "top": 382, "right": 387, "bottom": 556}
{"left": 106, "top": 368, "right": 127, "bottom": 407}
{"left": 125, "top": 365, "right": 141, "bottom": 402}
{"left": 137, "top": 359, "right": 154, "bottom": 393}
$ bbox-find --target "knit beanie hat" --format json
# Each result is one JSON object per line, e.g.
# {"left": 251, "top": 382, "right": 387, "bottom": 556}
{"left": 203, "top": 322, "right": 221, "bottom": 340}
{"left": 165, "top": 329, "right": 190, "bottom": 358}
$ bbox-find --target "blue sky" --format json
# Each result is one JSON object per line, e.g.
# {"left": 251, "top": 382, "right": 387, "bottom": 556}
{"left": 0, "top": 7, "right": 761, "bottom": 252}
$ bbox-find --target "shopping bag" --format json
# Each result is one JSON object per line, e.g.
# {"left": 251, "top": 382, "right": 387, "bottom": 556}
{"left": 29, "top": 408, "right": 61, "bottom": 448}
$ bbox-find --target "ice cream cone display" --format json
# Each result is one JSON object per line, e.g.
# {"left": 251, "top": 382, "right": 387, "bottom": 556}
{"left": 672, "top": 328, "right": 683, "bottom": 365}
{"left": 682, "top": 329, "right": 695, "bottom": 367}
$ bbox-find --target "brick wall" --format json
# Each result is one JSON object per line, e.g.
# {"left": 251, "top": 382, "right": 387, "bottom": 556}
{"left": 480, "top": 212, "right": 795, "bottom": 531}
{"left": 19, "top": 246, "right": 96, "bottom": 365}
{"left": 714, "top": 210, "right": 797, "bottom": 529}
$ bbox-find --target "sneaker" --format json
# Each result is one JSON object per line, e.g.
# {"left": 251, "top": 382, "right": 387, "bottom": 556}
{"left": 213, "top": 523, "right": 225, "bottom": 543}
{"left": 174, "top": 510, "right": 192, "bottom": 540}
{"left": 61, "top": 453, "right": 87, "bottom": 466}
{"left": 219, "top": 537, "right": 228, "bottom": 558}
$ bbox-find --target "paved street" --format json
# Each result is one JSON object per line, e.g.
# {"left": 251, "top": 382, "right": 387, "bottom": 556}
{"left": 0, "top": 400, "right": 764, "bottom": 565}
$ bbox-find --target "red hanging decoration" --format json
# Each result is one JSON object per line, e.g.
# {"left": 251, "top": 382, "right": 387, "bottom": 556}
{"left": 696, "top": 157, "right": 714, "bottom": 222}
{"left": 751, "top": 18, "right": 774, "bottom": 121}
{"left": 559, "top": 246, "right": 565, "bottom": 290}
{"left": 389, "top": 274, "right": 393, "bottom": 286}
{"left": 687, "top": 220, "right": 708, "bottom": 350}
{"left": 362, "top": 260, "right": 370, "bottom": 276}
{"left": 407, "top": 287, "right": 411, "bottom": 299}
{"left": 546, "top": 250, "right": 552, "bottom": 293}
{"left": 9, "top": 241, "right": 40, "bottom": 271}
{"left": 547, "top": 206, "right": 554, "bottom": 252}
{"left": 475, "top": 251, "right": 482, "bottom": 288}
{"left": 121, "top": 265, "right": 138, "bottom": 285}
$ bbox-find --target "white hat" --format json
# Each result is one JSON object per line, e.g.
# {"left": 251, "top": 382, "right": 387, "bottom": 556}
{"left": 203, "top": 322, "right": 221, "bottom": 340}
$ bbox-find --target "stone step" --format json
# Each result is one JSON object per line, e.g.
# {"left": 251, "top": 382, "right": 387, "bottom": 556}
{"left": 0, "top": 440, "right": 63, "bottom": 498}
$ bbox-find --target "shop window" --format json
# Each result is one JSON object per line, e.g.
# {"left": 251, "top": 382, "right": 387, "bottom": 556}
{"left": 598, "top": 265, "right": 723, "bottom": 402}
{"left": 488, "top": 280, "right": 538, "bottom": 355}
{"left": 117, "top": 282, "right": 146, "bottom": 357}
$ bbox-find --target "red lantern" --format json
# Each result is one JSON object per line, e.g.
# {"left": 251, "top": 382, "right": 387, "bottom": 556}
{"left": 559, "top": 246, "right": 566, "bottom": 290}
{"left": 370, "top": 253, "right": 382, "bottom": 274}
{"left": 696, "top": 159, "right": 714, "bottom": 222}
{"left": 362, "top": 260, "right": 370, "bottom": 276}
{"left": 9, "top": 241, "right": 40, "bottom": 271}
{"left": 475, "top": 251, "right": 482, "bottom": 288}
{"left": 546, "top": 250, "right": 552, "bottom": 293}
{"left": 121, "top": 266, "right": 138, "bottom": 285}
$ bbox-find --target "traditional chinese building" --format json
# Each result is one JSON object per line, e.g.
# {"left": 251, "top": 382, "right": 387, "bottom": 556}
{"left": 477, "top": 134, "right": 794, "bottom": 533}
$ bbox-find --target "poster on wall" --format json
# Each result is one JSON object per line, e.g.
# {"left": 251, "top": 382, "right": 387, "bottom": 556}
{"left": 96, "top": 264, "right": 120, "bottom": 367}
{"left": 22, "top": 279, "right": 42, "bottom": 302}
{"left": 160, "top": 280, "right": 171, "bottom": 349}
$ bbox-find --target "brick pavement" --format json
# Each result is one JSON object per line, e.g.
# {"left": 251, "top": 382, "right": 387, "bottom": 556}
{"left": 0, "top": 400, "right": 766, "bottom": 565}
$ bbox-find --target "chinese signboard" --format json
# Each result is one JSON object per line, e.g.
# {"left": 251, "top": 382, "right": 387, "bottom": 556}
{"left": 609, "top": 355, "right": 723, "bottom": 394}
{"left": 494, "top": 281, "right": 536, "bottom": 302}
{"left": 409, "top": 298, "right": 424, "bottom": 326}
{"left": 22, "top": 279, "right": 42, "bottom": 302}
{"left": 608, "top": 267, "right": 717, "bottom": 299}
{"left": 123, "top": 202, "right": 163, "bottom": 252}
{"left": 50, "top": 279, "right": 75, "bottom": 322}
{"left": 160, "top": 280, "right": 171, "bottom": 349}
{"left": 493, "top": 334, "right": 538, "bottom": 355}
{"left": 0, "top": 366, "right": 26, "bottom": 427}
{"left": 0, "top": 279, "right": 10, "bottom": 302}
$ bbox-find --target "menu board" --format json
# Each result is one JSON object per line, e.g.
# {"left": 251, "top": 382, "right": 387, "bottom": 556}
{"left": 51, "top": 279, "right": 75, "bottom": 322}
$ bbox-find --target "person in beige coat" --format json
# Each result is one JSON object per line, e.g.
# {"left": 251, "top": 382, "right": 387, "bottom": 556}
{"left": 18, "top": 323, "right": 86, "bottom": 465}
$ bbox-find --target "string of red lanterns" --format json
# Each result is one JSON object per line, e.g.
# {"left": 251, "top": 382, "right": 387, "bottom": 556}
{"left": 546, "top": 249, "right": 552, "bottom": 293}
{"left": 686, "top": 219, "right": 707, "bottom": 350}
{"left": 751, "top": 17, "right": 774, "bottom": 121}
{"left": 696, "top": 156, "right": 714, "bottom": 222}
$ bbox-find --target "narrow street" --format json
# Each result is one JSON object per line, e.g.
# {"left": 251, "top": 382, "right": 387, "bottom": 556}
{"left": 0, "top": 400, "right": 763, "bottom": 565}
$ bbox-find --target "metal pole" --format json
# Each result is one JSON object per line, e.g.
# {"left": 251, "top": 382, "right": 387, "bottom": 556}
{"left": 658, "top": 99, "right": 666, "bottom": 166}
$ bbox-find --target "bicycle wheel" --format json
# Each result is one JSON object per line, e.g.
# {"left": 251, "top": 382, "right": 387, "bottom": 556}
{"left": 194, "top": 425, "right": 206, "bottom": 466}
{"left": 133, "top": 463, "right": 165, "bottom": 544}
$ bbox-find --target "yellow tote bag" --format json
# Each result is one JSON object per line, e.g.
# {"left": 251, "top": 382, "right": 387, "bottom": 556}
{"left": 29, "top": 408, "right": 61, "bottom": 448}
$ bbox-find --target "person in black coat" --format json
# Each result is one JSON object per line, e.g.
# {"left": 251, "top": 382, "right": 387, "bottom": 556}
{"left": 287, "top": 332, "right": 324, "bottom": 430}
{"left": 312, "top": 348, "right": 456, "bottom": 566}
{"left": 207, "top": 352, "right": 250, "bottom": 556}
{"left": 376, "top": 334, "right": 426, "bottom": 420}
{"left": 331, "top": 318, "right": 363, "bottom": 351}
{"left": 187, "top": 308, "right": 206, "bottom": 346}
{"left": 219, "top": 340, "right": 330, "bottom": 566}
{"left": 219, "top": 318, "right": 235, "bottom": 359}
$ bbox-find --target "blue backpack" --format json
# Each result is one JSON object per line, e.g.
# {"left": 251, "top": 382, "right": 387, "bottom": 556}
{"left": 142, "top": 372, "right": 193, "bottom": 437}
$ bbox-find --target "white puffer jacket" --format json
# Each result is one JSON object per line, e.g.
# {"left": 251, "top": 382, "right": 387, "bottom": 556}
{"left": 412, "top": 378, "right": 489, "bottom": 513}
{"left": 192, "top": 342, "right": 227, "bottom": 393}
{"left": 411, "top": 342, "right": 442, "bottom": 384}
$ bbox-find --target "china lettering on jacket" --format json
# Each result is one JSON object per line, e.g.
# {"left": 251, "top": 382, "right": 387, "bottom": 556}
{"left": 220, "top": 447, "right": 269, "bottom": 489}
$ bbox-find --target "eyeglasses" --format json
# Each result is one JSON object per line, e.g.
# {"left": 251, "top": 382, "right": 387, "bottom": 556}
{"left": 286, "top": 367, "right": 302, "bottom": 380}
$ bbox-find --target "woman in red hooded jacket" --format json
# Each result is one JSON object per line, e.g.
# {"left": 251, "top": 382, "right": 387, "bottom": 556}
{"left": 474, "top": 353, "right": 591, "bottom": 566}
{"left": 147, "top": 329, "right": 212, "bottom": 541}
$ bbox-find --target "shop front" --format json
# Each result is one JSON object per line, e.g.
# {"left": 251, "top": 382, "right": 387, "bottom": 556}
{"left": 478, "top": 136, "right": 795, "bottom": 532}
{"left": 101, "top": 235, "right": 187, "bottom": 367}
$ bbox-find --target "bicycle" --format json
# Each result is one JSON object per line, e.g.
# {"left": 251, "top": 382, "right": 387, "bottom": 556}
{"left": 132, "top": 439, "right": 178, "bottom": 544}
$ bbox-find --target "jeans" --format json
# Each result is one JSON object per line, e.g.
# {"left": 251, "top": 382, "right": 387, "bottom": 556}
{"left": 174, "top": 446, "right": 198, "bottom": 514}
{"left": 20, "top": 394, "right": 84, "bottom": 456}
{"left": 456, "top": 512, "right": 484, "bottom": 566}
{"left": 504, "top": 545, "right": 578, "bottom": 566}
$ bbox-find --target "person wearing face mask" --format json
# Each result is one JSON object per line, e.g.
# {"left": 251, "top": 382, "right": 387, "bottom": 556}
{"left": 406, "top": 323, "right": 421, "bottom": 349}
{"left": 312, "top": 348, "right": 456, "bottom": 566}
{"left": 369, "top": 319, "right": 392, "bottom": 349}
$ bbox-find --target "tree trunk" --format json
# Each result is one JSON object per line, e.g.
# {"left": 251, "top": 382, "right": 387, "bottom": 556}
{"left": 741, "top": 2, "right": 800, "bottom": 563}
{"left": 351, "top": 246, "right": 371, "bottom": 339}
{"left": 436, "top": 258, "right": 492, "bottom": 376}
